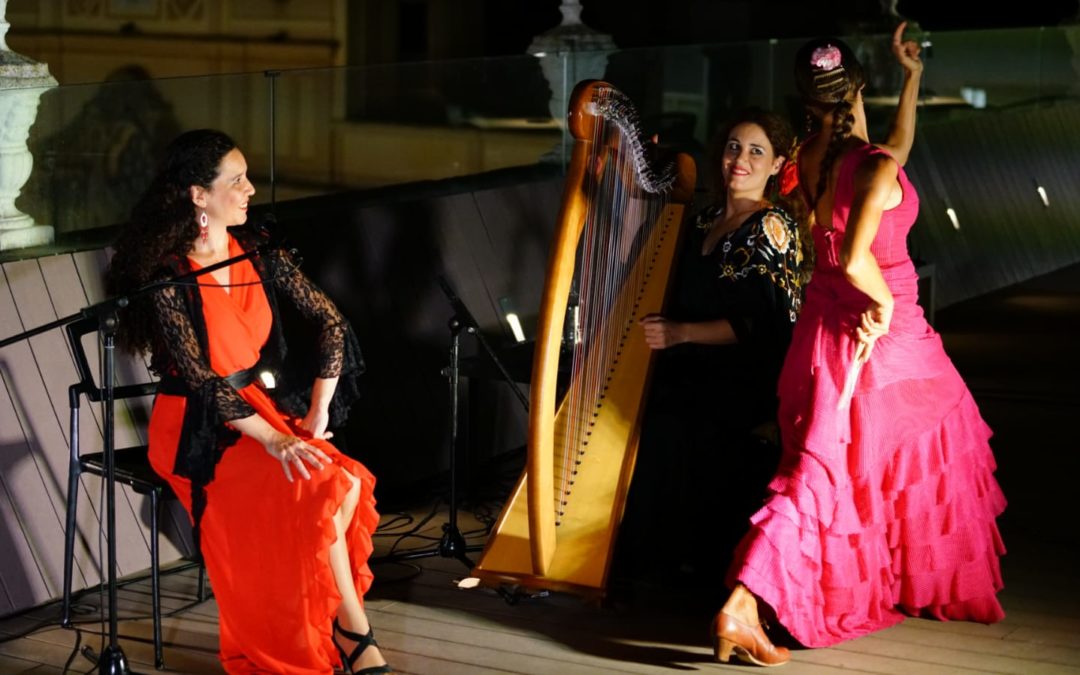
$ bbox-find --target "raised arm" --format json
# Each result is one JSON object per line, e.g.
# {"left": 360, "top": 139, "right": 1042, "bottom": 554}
{"left": 877, "top": 21, "right": 923, "bottom": 166}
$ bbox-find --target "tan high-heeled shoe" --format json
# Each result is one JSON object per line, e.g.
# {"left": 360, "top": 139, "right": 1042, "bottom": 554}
{"left": 711, "top": 611, "right": 791, "bottom": 667}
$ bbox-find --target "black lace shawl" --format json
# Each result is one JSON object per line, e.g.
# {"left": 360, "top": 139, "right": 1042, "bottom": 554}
{"left": 147, "top": 225, "right": 364, "bottom": 550}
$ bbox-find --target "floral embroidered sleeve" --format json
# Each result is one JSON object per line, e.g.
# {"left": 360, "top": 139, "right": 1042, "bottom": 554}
{"left": 150, "top": 283, "right": 256, "bottom": 421}
{"left": 718, "top": 208, "right": 804, "bottom": 349}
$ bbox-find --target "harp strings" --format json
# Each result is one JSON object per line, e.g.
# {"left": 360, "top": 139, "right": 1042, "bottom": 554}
{"left": 553, "top": 87, "right": 668, "bottom": 522}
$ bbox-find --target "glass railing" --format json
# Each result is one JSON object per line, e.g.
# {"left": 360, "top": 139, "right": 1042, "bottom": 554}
{"left": 2, "top": 24, "right": 1078, "bottom": 260}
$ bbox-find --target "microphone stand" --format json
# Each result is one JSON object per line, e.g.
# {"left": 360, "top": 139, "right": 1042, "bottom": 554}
{"left": 0, "top": 243, "right": 274, "bottom": 675}
{"left": 437, "top": 276, "right": 529, "bottom": 413}
{"left": 373, "top": 277, "right": 527, "bottom": 570}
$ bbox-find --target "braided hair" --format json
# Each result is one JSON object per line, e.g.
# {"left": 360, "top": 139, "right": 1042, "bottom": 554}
{"left": 794, "top": 38, "right": 866, "bottom": 209}
{"left": 105, "top": 129, "right": 238, "bottom": 355}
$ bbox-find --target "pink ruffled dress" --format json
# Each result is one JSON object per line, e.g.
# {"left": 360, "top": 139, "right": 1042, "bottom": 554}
{"left": 726, "top": 143, "right": 1006, "bottom": 647}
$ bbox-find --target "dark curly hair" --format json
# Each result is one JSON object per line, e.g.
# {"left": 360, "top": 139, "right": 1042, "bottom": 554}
{"left": 105, "top": 129, "right": 237, "bottom": 354}
{"left": 794, "top": 38, "right": 866, "bottom": 208}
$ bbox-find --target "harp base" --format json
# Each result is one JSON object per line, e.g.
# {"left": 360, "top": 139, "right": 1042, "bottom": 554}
{"left": 470, "top": 567, "right": 607, "bottom": 604}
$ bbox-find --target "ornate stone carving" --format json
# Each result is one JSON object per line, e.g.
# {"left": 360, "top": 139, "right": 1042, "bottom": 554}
{"left": 0, "top": 0, "right": 57, "bottom": 250}
{"left": 528, "top": 0, "right": 615, "bottom": 145}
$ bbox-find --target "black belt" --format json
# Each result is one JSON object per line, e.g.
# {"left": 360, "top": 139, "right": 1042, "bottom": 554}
{"left": 158, "top": 364, "right": 262, "bottom": 396}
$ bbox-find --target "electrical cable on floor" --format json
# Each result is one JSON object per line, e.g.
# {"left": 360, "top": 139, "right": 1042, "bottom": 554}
{"left": 371, "top": 487, "right": 506, "bottom": 558}
{"left": 367, "top": 560, "right": 424, "bottom": 583}
{"left": 363, "top": 446, "right": 520, "bottom": 561}
{"left": 359, "top": 492, "right": 496, "bottom": 578}
{"left": 373, "top": 512, "right": 414, "bottom": 534}
{"left": 61, "top": 625, "right": 82, "bottom": 673}
{"left": 54, "top": 579, "right": 211, "bottom": 674}
{"left": 78, "top": 646, "right": 100, "bottom": 675}
{"left": 385, "top": 498, "right": 443, "bottom": 557}
{"left": 3, "top": 555, "right": 206, "bottom": 674}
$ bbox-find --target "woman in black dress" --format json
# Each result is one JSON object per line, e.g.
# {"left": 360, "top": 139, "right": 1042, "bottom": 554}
{"left": 620, "top": 108, "right": 806, "bottom": 589}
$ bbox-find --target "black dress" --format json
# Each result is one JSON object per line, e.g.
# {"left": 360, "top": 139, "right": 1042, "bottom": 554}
{"left": 617, "top": 205, "right": 804, "bottom": 592}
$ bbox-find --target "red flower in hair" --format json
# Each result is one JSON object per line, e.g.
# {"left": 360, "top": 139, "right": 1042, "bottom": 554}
{"left": 778, "top": 139, "right": 802, "bottom": 197}
{"left": 779, "top": 159, "right": 799, "bottom": 196}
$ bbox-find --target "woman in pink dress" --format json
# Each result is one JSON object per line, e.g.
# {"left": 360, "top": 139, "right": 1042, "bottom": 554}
{"left": 710, "top": 24, "right": 1007, "bottom": 666}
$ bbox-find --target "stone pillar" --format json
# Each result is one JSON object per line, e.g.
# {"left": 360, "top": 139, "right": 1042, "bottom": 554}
{"left": 528, "top": 0, "right": 614, "bottom": 152}
{"left": 0, "top": 0, "right": 57, "bottom": 251}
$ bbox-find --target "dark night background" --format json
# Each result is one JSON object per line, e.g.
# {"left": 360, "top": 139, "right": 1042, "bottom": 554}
{"left": 477, "top": 0, "right": 1079, "bottom": 56}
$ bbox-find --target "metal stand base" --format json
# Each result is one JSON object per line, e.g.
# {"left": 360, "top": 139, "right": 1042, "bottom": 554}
{"left": 89, "top": 643, "right": 133, "bottom": 674}
{"left": 374, "top": 317, "right": 484, "bottom": 570}
{"left": 374, "top": 278, "right": 527, "bottom": 571}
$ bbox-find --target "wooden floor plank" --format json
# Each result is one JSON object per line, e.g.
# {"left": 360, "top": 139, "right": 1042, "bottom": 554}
{"left": 2, "top": 507, "right": 1080, "bottom": 675}
{"left": 827, "top": 629, "right": 1080, "bottom": 675}
{"left": 366, "top": 627, "right": 651, "bottom": 675}
{"left": 0, "top": 651, "right": 50, "bottom": 673}
{"left": 369, "top": 610, "right": 710, "bottom": 674}
{"left": 381, "top": 649, "right": 531, "bottom": 675}
{"left": 0, "top": 629, "right": 79, "bottom": 670}
{"left": 886, "top": 619, "right": 1080, "bottom": 654}
{"left": 25, "top": 624, "right": 221, "bottom": 674}
{"left": 0, "top": 535, "right": 1078, "bottom": 675}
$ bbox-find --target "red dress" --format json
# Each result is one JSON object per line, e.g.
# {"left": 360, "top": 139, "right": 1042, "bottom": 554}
{"left": 727, "top": 143, "right": 1006, "bottom": 647}
{"left": 147, "top": 234, "right": 379, "bottom": 673}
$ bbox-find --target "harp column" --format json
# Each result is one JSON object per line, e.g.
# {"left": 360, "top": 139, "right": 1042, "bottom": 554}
{"left": 528, "top": 1, "right": 614, "bottom": 161}
{"left": 0, "top": 0, "right": 56, "bottom": 251}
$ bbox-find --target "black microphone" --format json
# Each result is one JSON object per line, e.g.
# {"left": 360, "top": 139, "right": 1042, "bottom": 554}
{"left": 255, "top": 211, "right": 280, "bottom": 242}
{"left": 436, "top": 275, "right": 477, "bottom": 327}
{"left": 255, "top": 211, "right": 301, "bottom": 260}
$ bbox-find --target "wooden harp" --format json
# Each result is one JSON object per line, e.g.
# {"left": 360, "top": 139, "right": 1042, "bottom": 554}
{"left": 473, "top": 80, "right": 696, "bottom": 597}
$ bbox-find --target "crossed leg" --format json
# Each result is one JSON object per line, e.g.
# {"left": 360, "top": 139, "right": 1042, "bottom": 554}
{"left": 328, "top": 468, "right": 388, "bottom": 672}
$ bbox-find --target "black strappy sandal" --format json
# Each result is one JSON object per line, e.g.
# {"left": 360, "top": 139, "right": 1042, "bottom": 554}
{"left": 333, "top": 618, "right": 393, "bottom": 674}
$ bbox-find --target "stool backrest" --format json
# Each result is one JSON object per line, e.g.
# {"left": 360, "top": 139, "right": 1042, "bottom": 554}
{"left": 64, "top": 316, "right": 158, "bottom": 408}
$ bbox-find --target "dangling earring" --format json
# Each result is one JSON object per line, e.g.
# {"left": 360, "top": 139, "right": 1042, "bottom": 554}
{"left": 804, "top": 112, "right": 814, "bottom": 134}
{"left": 198, "top": 211, "right": 209, "bottom": 243}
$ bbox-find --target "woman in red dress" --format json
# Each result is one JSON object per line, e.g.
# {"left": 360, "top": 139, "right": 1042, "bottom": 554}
{"left": 710, "top": 24, "right": 1006, "bottom": 666}
{"left": 106, "top": 129, "right": 390, "bottom": 674}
